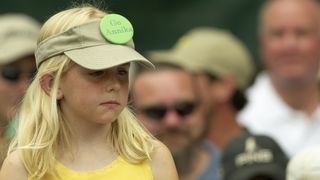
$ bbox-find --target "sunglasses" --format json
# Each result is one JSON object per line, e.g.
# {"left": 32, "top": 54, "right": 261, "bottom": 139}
{"left": 0, "top": 67, "right": 36, "bottom": 82}
{"left": 138, "top": 101, "right": 198, "bottom": 120}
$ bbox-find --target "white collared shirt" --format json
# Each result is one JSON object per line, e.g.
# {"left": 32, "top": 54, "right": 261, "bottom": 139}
{"left": 238, "top": 72, "right": 320, "bottom": 157}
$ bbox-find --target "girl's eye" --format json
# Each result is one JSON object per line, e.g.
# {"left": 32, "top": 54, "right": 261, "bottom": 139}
{"left": 89, "top": 70, "right": 105, "bottom": 77}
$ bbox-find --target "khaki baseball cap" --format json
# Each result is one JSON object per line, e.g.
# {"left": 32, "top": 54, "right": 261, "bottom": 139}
{"left": 148, "top": 27, "right": 254, "bottom": 90}
{"left": 0, "top": 13, "right": 40, "bottom": 65}
{"left": 35, "top": 14, "right": 154, "bottom": 70}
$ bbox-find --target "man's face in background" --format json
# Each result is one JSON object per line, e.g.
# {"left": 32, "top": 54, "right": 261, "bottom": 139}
{"left": 132, "top": 69, "right": 206, "bottom": 154}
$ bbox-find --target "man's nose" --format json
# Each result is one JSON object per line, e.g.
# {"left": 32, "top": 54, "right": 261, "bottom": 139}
{"left": 162, "top": 110, "right": 183, "bottom": 128}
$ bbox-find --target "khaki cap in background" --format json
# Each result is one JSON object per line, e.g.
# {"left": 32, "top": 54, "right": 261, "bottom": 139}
{"left": 148, "top": 27, "right": 255, "bottom": 90}
{"left": 0, "top": 13, "right": 40, "bottom": 65}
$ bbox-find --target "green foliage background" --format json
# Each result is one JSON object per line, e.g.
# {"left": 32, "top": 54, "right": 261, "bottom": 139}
{"left": 0, "top": 0, "right": 265, "bottom": 64}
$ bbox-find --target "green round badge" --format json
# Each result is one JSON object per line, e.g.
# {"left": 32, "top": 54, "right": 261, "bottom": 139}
{"left": 100, "top": 14, "right": 134, "bottom": 44}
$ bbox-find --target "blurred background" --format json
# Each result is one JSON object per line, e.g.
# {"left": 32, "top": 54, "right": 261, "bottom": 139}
{"left": 0, "top": 0, "right": 265, "bottom": 65}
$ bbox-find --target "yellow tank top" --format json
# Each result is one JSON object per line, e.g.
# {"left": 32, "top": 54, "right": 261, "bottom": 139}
{"left": 30, "top": 156, "right": 153, "bottom": 180}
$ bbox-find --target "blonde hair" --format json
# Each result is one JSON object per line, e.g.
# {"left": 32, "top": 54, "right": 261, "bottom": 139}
{"left": 9, "top": 5, "right": 154, "bottom": 179}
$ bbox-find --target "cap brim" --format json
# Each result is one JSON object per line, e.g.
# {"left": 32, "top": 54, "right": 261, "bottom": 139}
{"left": 148, "top": 50, "right": 186, "bottom": 66}
{"left": 0, "top": 38, "right": 36, "bottom": 65}
{"left": 148, "top": 49, "right": 205, "bottom": 73}
{"left": 64, "top": 44, "right": 154, "bottom": 70}
{"left": 228, "top": 164, "right": 285, "bottom": 180}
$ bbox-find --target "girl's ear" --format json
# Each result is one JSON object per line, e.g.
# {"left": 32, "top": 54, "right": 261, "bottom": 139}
{"left": 40, "top": 74, "right": 63, "bottom": 100}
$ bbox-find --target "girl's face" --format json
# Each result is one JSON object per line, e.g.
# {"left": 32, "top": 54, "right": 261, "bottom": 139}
{"left": 59, "top": 63, "right": 130, "bottom": 125}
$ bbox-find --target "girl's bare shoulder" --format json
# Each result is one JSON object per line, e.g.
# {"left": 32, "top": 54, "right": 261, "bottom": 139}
{"left": 150, "top": 140, "right": 178, "bottom": 180}
{"left": 151, "top": 140, "right": 171, "bottom": 156}
{"left": 0, "top": 151, "right": 28, "bottom": 180}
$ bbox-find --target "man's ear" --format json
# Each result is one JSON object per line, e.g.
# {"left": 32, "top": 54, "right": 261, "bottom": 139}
{"left": 209, "top": 74, "right": 236, "bottom": 103}
{"left": 40, "top": 74, "right": 63, "bottom": 100}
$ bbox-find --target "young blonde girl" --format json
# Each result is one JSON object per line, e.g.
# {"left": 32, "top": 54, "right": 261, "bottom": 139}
{"left": 0, "top": 5, "right": 178, "bottom": 180}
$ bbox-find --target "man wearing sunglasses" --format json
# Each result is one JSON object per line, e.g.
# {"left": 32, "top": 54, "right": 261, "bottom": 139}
{"left": 132, "top": 63, "right": 220, "bottom": 180}
{"left": 0, "top": 13, "right": 40, "bottom": 166}
{"left": 146, "top": 27, "right": 255, "bottom": 152}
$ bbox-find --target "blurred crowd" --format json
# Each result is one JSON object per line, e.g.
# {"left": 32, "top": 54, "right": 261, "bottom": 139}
{"left": 1, "top": 0, "right": 320, "bottom": 179}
